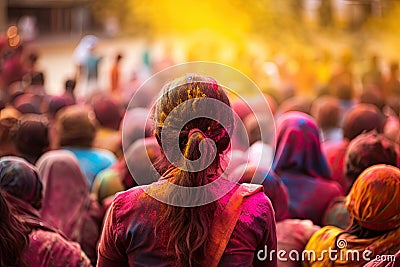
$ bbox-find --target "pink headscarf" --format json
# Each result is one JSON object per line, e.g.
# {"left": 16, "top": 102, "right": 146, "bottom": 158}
{"left": 36, "top": 149, "right": 102, "bottom": 263}
{"left": 36, "top": 150, "right": 90, "bottom": 236}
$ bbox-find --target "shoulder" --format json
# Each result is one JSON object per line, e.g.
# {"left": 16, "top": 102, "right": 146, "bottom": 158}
{"left": 305, "top": 226, "right": 342, "bottom": 251}
{"left": 26, "top": 229, "right": 91, "bottom": 266}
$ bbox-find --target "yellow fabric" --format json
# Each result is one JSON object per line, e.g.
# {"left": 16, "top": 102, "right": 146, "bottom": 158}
{"left": 302, "top": 226, "right": 400, "bottom": 267}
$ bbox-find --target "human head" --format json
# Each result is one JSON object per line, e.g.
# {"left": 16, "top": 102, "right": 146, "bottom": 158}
{"left": 153, "top": 73, "right": 233, "bottom": 174}
{"left": 346, "top": 164, "right": 400, "bottom": 231}
{"left": 0, "top": 117, "right": 18, "bottom": 156}
{"left": 152, "top": 74, "right": 233, "bottom": 265}
{"left": 91, "top": 95, "right": 122, "bottom": 130}
{"left": 0, "top": 156, "right": 42, "bottom": 209}
{"left": 65, "top": 79, "right": 76, "bottom": 93}
{"left": 345, "top": 131, "right": 398, "bottom": 184}
{"left": 124, "top": 137, "right": 162, "bottom": 187}
{"left": 342, "top": 104, "right": 386, "bottom": 141}
{"left": 311, "top": 96, "right": 341, "bottom": 130}
{"left": 56, "top": 105, "right": 97, "bottom": 148}
{"left": 273, "top": 111, "right": 331, "bottom": 179}
{"left": 12, "top": 114, "right": 50, "bottom": 164}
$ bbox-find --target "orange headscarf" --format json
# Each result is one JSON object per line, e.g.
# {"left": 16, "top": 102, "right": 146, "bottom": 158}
{"left": 303, "top": 165, "right": 400, "bottom": 267}
{"left": 346, "top": 164, "right": 400, "bottom": 231}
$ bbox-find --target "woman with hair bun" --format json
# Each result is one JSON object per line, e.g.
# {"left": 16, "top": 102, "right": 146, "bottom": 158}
{"left": 97, "top": 74, "right": 277, "bottom": 267}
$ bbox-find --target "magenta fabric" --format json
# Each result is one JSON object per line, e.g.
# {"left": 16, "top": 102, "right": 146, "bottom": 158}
{"left": 36, "top": 150, "right": 104, "bottom": 264}
{"left": 273, "top": 112, "right": 331, "bottom": 179}
{"left": 272, "top": 112, "right": 343, "bottom": 224}
{"left": 0, "top": 157, "right": 91, "bottom": 267}
{"left": 97, "top": 179, "right": 277, "bottom": 267}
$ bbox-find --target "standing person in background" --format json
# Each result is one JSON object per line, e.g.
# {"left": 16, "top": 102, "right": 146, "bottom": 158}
{"left": 110, "top": 53, "right": 123, "bottom": 100}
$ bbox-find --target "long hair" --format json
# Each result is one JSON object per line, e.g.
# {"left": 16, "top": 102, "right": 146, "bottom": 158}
{"left": 153, "top": 74, "right": 233, "bottom": 266}
{"left": 0, "top": 191, "right": 30, "bottom": 267}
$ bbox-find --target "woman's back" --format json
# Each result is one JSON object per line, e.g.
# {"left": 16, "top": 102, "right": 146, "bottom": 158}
{"left": 97, "top": 74, "right": 277, "bottom": 266}
{"left": 98, "top": 179, "right": 276, "bottom": 266}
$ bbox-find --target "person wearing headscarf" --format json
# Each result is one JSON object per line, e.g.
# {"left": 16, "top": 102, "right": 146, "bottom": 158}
{"left": 12, "top": 113, "right": 50, "bottom": 164}
{"left": 36, "top": 150, "right": 103, "bottom": 264}
{"left": 0, "top": 156, "right": 91, "bottom": 267}
{"left": 322, "top": 131, "right": 398, "bottom": 229}
{"left": 55, "top": 104, "right": 116, "bottom": 188}
{"left": 229, "top": 162, "right": 318, "bottom": 267}
{"left": 323, "top": 103, "right": 386, "bottom": 192}
{"left": 273, "top": 111, "right": 342, "bottom": 225}
{"left": 303, "top": 165, "right": 400, "bottom": 267}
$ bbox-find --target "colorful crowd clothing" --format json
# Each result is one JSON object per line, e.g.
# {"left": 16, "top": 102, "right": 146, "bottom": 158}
{"left": 97, "top": 178, "right": 277, "bottom": 267}
{"left": 37, "top": 150, "right": 104, "bottom": 264}
{"left": 303, "top": 165, "right": 400, "bottom": 267}
{"left": 272, "top": 111, "right": 342, "bottom": 225}
{"left": 0, "top": 156, "right": 91, "bottom": 267}
{"left": 64, "top": 146, "right": 116, "bottom": 188}
{"left": 324, "top": 104, "right": 387, "bottom": 192}
{"left": 323, "top": 131, "right": 398, "bottom": 228}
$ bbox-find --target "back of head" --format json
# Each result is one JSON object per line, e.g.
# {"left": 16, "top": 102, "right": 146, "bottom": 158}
{"left": 122, "top": 107, "right": 153, "bottom": 148}
{"left": 274, "top": 111, "right": 331, "bottom": 179}
{"left": 346, "top": 164, "right": 400, "bottom": 231}
{"left": 91, "top": 95, "right": 122, "bottom": 130}
{"left": 278, "top": 96, "right": 313, "bottom": 115}
{"left": 46, "top": 96, "right": 69, "bottom": 119}
{"left": 152, "top": 73, "right": 233, "bottom": 266}
{"left": 0, "top": 117, "right": 18, "bottom": 155}
{"left": 0, "top": 156, "right": 42, "bottom": 209}
{"left": 56, "top": 105, "right": 97, "bottom": 148}
{"left": 342, "top": 103, "right": 386, "bottom": 140}
{"left": 12, "top": 114, "right": 49, "bottom": 163}
{"left": 124, "top": 137, "right": 162, "bottom": 187}
{"left": 359, "top": 90, "right": 385, "bottom": 111}
{"left": 345, "top": 131, "right": 398, "bottom": 183}
{"left": 153, "top": 73, "right": 233, "bottom": 176}
{"left": 311, "top": 96, "right": 341, "bottom": 130}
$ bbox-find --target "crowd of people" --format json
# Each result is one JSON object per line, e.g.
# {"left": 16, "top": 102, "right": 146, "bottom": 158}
{"left": 1, "top": 31, "right": 400, "bottom": 267}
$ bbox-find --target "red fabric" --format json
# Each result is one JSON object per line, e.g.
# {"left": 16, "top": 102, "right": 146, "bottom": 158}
{"left": 323, "top": 140, "right": 350, "bottom": 192}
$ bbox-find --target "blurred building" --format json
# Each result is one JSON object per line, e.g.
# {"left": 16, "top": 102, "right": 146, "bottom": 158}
{"left": 2, "top": 0, "right": 95, "bottom": 35}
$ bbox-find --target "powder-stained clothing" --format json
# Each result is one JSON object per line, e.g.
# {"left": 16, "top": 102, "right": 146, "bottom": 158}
{"left": 0, "top": 157, "right": 91, "bottom": 267}
{"left": 273, "top": 112, "right": 342, "bottom": 224}
{"left": 303, "top": 165, "right": 400, "bottom": 267}
{"left": 36, "top": 150, "right": 104, "bottom": 264}
{"left": 97, "top": 179, "right": 277, "bottom": 267}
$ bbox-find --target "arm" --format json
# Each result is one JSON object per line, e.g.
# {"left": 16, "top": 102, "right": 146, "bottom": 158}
{"left": 254, "top": 197, "right": 278, "bottom": 267}
{"left": 97, "top": 200, "right": 129, "bottom": 267}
